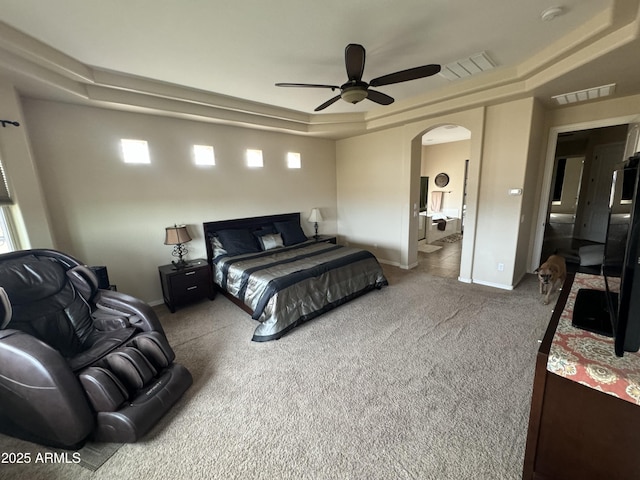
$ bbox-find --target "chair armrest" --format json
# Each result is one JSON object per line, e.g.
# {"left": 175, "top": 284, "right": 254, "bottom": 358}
{"left": 94, "top": 289, "right": 165, "bottom": 335}
{"left": 0, "top": 329, "right": 94, "bottom": 448}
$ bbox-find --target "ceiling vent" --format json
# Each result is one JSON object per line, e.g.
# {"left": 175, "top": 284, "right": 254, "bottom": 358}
{"left": 439, "top": 51, "right": 495, "bottom": 80}
{"left": 552, "top": 83, "right": 616, "bottom": 105}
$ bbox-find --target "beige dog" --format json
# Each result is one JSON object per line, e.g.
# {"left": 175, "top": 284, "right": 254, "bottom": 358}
{"left": 535, "top": 254, "right": 567, "bottom": 305}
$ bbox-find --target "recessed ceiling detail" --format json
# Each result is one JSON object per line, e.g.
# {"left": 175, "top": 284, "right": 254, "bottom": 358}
{"left": 0, "top": 1, "right": 634, "bottom": 133}
{"left": 551, "top": 83, "right": 616, "bottom": 105}
{"left": 422, "top": 125, "right": 471, "bottom": 145}
{"left": 439, "top": 52, "right": 495, "bottom": 81}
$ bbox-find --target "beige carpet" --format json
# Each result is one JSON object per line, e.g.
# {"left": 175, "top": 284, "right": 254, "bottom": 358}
{"left": 1, "top": 265, "right": 553, "bottom": 480}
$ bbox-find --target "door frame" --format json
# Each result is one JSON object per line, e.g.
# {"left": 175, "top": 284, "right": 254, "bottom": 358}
{"left": 531, "top": 114, "right": 640, "bottom": 272}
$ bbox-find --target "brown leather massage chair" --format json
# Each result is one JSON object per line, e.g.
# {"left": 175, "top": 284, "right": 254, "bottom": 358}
{"left": 0, "top": 249, "right": 192, "bottom": 449}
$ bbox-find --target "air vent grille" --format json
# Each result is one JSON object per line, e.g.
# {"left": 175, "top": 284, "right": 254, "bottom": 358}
{"left": 552, "top": 84, "right": 616, "bottom": 105}
{"left": 439, "top": 51, "right": 495, "bottom": 80}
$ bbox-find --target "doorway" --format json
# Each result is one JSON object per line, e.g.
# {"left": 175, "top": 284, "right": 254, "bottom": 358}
{"left": 417, "top": 125, "right": 470, "bottom": 278}
{"left": 538, "top": 124, "right": 628, "bottom": 273}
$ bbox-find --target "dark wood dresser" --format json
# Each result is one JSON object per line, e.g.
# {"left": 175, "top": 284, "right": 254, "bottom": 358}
{"left": 523, "top": 273, "right": 640, "bottom": 479}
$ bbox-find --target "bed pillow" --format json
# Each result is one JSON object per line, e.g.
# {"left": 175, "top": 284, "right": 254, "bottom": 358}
{"left": 210, "top": 236, "right": 228, "bottom": 258}
{"left": 258, "top": 233, "right": 284, "bottom": 251}
{"left": 253, "top": 225, "right": 277, "bottom": 237}
{"left": 274, "top": 220, "right": 308, "bottom": 246}
{"left": 216, "top": 229, "right": 261, "bottom": 256}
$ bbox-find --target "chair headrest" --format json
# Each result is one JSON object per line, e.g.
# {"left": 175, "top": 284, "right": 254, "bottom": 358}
{"left": 67, "top": 265, "right": 99, "bottom": 301}
{"left": 0, "top": 287, "right": 11, "bottom": 329}
{"left": 0, "top": 255, "right": 67, "bottom": 305}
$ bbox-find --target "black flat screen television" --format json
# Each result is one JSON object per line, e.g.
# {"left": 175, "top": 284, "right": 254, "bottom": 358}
{"left": 572, "top": 153, "right": 640, "bottom": 357}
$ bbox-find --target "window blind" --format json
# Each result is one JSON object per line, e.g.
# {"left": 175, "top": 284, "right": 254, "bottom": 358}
{"left": 0, "top": 159, "right": 12, "bottom": 204}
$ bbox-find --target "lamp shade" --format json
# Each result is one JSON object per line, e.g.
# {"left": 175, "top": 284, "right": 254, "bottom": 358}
{"left": 164, "top": 225, "right": 192, "bottom": 245}
{"left": 308, "top": 208, "right": 323, "bottom": 223}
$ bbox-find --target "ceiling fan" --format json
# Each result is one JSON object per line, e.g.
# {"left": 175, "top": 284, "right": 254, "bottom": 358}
{"left": 276, "top": 43, "right": 441, "bottom": 112}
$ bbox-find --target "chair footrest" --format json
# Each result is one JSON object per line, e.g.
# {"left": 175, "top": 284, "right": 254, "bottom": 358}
{"left": 92, "top": 363, "right": 193, "bottom": 443}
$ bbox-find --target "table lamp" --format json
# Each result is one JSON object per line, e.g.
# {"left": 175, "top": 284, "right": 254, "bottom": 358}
{"left": 164, "top": 224, "right": 192, "bottom": 269}
{"left": 308, "top": 208, "right": 323, "bottom": 240}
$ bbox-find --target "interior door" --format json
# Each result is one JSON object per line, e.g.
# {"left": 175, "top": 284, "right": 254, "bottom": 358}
{"left": 623, "top": 123, "right": 640, "bottom": 159}
{"left": 577, "top": 142, "right": 625, "bottom": 243}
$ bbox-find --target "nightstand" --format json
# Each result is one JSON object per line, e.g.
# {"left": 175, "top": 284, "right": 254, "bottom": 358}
{"left": 313, "top": 235, "right": 337, "bottom": 244}
{"left": 158, "top": 259, "right": 215, "bottom": 313}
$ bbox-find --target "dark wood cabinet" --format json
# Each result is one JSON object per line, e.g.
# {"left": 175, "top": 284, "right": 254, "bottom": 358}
{"left": 313, "top": 235, "right": 337, "bottom": 244}
{"left": 523, "top": 273, "right": 640, "bottom": 480}
{"left": 158, "top": 259, "right": 214, "bottom": 312}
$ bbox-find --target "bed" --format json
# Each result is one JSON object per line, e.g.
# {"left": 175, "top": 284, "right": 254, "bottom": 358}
{"left": 203, "top": 213, "right": 388, "bottom": 341}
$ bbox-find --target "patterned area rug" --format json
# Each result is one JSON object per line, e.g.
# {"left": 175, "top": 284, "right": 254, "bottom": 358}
{"left": 439, "top": 233, "right": 463, "bottom": 243}
{"left": 76, "top": 442, "right": 122, "bottom": 471}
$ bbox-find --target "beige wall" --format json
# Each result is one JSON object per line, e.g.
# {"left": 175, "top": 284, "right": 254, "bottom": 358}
{"left": 547, "top": 95, "right": 640, "bottom": 129}
{"left": 0, "top": 83, "right": 53, "bottom": 248}
{"left": 5, "top": 84, "right": 640, "bottom": 299}
{"left": 342, "top": 99, "right": 537, "bottom": 289}
{"left": 336, "top": 126, "right": 405, "bottom": 264}
{"left": 337, "top": 108, "right": 485, "bottom": 278}
{"left": 21, "top": 99, "right": 337, "bottom": 303}
{"left": 472, "top": 98, "right": 537, "bottom": 288}
{"left": 517, "top": 99, "right": 546, "bottom": 284}
{"left": 421, "top": 140, "right": 470, "bottom": 219}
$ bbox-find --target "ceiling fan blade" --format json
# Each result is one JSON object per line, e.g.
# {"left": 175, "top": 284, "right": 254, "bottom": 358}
{"left": 314, "top": 95, "right": 342, "bottom": 112}
{"left": 369, "top": 64, "right": 441, "bottom": 87}
{"left": 276, "top": 83, "right": 340, "bottom": 90}
{"left": 345, "top": 43, "right": 366, "bottom": 82}
{"left": 366, "top": 89, "right": 394, "bottom": 106}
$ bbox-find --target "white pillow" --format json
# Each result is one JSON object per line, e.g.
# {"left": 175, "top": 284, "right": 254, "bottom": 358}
{"left": 211, "top": 236, "right": 227, "bottom": 258}
{"left": 260, "top": 233, "right": 284, "bottom": 251}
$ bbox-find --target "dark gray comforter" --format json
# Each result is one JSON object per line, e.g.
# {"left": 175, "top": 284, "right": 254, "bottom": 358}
{"left": 213, "top": 241, "right": 388, "bottom": 341}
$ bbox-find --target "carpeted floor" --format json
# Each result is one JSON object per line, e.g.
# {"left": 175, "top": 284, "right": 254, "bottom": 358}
{"left": 0, "top": 265, "right": 554, "bottom": 480}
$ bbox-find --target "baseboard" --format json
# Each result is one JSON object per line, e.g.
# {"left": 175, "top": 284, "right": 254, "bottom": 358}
{"left": 377, "top": 258, "right": 419, "bottom": 270}
{"left": 472, "top": 279, "right": 514, "bottom": 290}
{"left": 378, "top": 258, "right": 401, "bottom": 268}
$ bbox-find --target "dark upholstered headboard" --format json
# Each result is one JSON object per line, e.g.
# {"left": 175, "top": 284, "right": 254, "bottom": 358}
{"left": 203, "top": 212, "right": 300, "bottom": 264}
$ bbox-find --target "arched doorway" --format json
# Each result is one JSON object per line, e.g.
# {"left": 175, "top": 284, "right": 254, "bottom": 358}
{"left": 416, "top": 125, "right": 471, "bottom": 278}
{"left": 401, "top": 108, "right": 483, "bottom": 283}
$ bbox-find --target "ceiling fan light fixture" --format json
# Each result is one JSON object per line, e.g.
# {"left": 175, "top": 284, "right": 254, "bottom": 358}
{"left": 341, "top": 87, "right": 368, "bottom": 104}
{"left": 277, "top": 43, "right": 440, "bottom": 111}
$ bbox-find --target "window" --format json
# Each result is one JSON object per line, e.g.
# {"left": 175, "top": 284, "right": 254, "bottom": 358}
{"left": 287, "top": 152, "right": 301, "bottom": 169}
{"left": 193, "top": 145, "right": 215, "bottom": 166}
{"left": 246, "top": 149, "right": 263, "bottom": 168}
{"left": 121, "top": 139, "right": 150, "bottom": 164}
{"left": 0, "top": 160, "right": 10, "bottom": 204}
{"left": 0, "top": 157, "right": 17, "bottom": 253}
{"left": 0, "top": 208, "right": 17, "bottom": 254}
